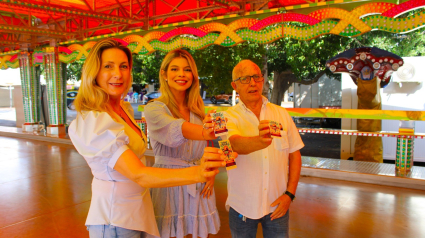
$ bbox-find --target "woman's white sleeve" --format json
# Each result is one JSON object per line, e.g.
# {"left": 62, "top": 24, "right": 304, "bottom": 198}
{"left": 68, "top": 111, "right": 130, "bottom": 169}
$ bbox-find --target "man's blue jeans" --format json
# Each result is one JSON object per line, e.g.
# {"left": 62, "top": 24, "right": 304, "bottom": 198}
{"left": 229, "top": 207, "right": 289, "bottom": 238}
{"left": 87, "top": 225, "right": 144, "bottom": 238}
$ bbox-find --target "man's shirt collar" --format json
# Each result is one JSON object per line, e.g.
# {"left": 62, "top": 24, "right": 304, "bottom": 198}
{"left": 239, "top": 96, "right": 269, "bottom": 112}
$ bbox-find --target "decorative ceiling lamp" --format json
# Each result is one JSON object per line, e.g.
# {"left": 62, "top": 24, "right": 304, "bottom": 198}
{"left": 326, "top": 47, "right": 404, "bottom": 88}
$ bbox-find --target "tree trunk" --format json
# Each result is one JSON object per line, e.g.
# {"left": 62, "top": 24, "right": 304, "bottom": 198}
{"left": 270, "top": 70, "right": 327, "bottom": 105}
{"left": 270, "top": 70, "right": 294, "bottom": 105}
{"left": 354, "top": 76, "right": 383, "bottom": 163}
{"left": 261, "top": 54, "right": 270, "bottom": 99}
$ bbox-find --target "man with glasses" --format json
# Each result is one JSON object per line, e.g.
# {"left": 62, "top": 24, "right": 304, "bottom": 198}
{"left": 223, "top": 60, "right": 304, "bottom": 238}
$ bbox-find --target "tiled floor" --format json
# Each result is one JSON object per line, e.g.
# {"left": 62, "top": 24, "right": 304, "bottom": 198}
{"left": 1, "top": 136, "right": 425, "bottom": 238}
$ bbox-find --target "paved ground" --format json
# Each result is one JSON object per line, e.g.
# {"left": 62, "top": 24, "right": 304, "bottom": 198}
{"left": 0, "top": 107, "right": 16, "bottom": 127}
{"left": 298, "top": 132, "right": 340, "bottom": 159}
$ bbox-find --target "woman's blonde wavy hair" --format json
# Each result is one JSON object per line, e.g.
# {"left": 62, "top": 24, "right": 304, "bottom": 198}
{"left": 73, "top": 38, "right": 133, "bottom": 113}
{"left": 156, "top": 49, "right": 205, "bottom": 120}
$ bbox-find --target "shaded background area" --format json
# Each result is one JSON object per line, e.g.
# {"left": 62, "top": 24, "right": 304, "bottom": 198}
{"left": 299, "top": 133, "right": 340, "bottom": 159}
{"left": 212, "top": 133, "right": 341, "bottom": 159}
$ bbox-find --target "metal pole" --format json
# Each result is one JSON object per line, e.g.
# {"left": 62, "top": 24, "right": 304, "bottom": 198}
{"left": 9, "top": 85, "right": 12, "bottom": 108}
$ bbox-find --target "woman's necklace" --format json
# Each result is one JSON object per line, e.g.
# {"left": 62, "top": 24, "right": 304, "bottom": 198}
{"left": 114, "top": 106, "right": 145, "bottom": 143}
{"left": 114, "top": 107, "right": 126, "bottom": 121}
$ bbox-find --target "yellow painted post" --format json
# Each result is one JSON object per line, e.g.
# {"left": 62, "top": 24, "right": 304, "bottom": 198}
{"left": 396, "top": 121, "right": 415, "bottom": 176}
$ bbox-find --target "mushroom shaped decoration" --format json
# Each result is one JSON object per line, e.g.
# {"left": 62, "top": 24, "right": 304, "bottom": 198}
{"left": 326, "top": 47, "right": 403, "bottom": 163}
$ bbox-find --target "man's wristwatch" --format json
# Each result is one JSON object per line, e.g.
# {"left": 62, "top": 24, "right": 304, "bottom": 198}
{"left": 284, "top": 191, "right": 296, "bottom": 202}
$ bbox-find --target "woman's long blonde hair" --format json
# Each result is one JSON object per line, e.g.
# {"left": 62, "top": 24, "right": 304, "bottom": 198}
{"left": 73, "top": 38, "right": 133, "bottom": 113}
{"left": 157, "top": 49, "right": 205, "bottom": 120}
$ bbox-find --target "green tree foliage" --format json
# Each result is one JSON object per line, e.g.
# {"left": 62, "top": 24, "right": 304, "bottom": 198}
{"left": 62, "top": 24, "right": 424, "bottom": 105}
{"left": 65, "top": 60, "right": 84, "bottom": 82}
{"left": 267, "top": 34, "right": 355, "bottom": 104}
{"left": 266, "top": 27, "right": 425, "bottom": 104}
{"left": 132, "top": 52, "right": 165, "bottom": 88}
{"left": 356, "top": 10, "right": 425, "bottom": 57}
{"left": 191, "top": 42, "right": 266, "bottom": 95}
{"left": 355, "top": 30, "right": 425, "bottom": 57}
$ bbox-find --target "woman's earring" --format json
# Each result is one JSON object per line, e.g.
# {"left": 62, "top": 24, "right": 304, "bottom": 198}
{"left": 165, "top": 79, "right": 168, "bottom": 82}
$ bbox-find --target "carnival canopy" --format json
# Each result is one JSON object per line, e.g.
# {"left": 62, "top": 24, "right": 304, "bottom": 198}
{"left": 1, "top": 0, "right": 425, "bottom": 68}
{"left": 0, "top": 0, "right": 311, "bottom": 50}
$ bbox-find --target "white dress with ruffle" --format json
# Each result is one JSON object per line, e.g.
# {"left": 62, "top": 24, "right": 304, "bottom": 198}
{"left": 145, "top": 101, "right": 220, "bottom": 238}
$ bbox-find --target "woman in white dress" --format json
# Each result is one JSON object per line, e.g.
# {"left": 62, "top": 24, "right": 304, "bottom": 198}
{"left": 145, "top": 49, "right": 220, "bottom": 238}
{"left": 68, "top": 39, "right": 230, "bottom": 238}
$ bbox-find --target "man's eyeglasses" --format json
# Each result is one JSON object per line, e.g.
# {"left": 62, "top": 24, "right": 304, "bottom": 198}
{"left": 234, "top": 74, "right": 264, "bottom": 84}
